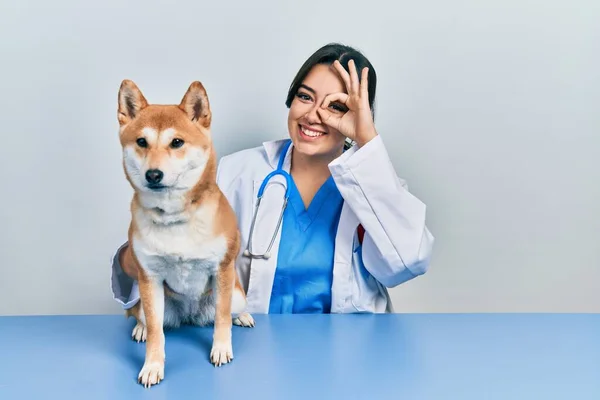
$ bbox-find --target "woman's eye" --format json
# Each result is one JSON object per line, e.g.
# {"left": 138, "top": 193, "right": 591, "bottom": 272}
{"left": 136, "top": 138, "right": 148, "bottom": 148}
{"left": 170, "top": 138, "right": 184, "bottom": 149}
{"left": 330, "top": 103, "right": 348, "bottom": 113}
{"left": 295, "top": 93, "right": 311, "bottom": 101}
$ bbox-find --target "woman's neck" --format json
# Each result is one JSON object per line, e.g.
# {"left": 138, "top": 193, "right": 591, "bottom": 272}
{"left": 290, "top": 146, "right": 343, "bottom": 177}
{"left": 290, "top": 146, "right": 343, "bottom": 208}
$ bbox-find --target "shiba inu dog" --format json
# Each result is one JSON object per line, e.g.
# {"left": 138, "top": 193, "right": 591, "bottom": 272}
{"left": 116, "top": 79, "right": 254, "bottom": 388}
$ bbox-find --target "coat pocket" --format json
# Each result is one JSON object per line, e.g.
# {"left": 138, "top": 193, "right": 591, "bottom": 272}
{"left": 349, "top": 244, "right": 389, "bottom": 313}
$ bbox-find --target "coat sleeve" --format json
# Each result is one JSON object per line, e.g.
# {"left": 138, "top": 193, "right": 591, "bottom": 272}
{"left": 328, "top": 135, "right": 434, "bottom": 288}
{"left": 110, "top": 241, "right": 139, "bottom": 309}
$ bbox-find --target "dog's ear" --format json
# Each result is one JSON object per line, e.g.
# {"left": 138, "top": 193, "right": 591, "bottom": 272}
{"left": 179, "top": 81, "right": 211, "bottom": 130}
{"left": 118, "top": 80, "right": 148, "bottom": 126}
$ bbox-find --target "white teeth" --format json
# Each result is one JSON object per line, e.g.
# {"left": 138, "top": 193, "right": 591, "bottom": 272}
{"left": 300, "top": 126, "right": 324, "bottom": 137}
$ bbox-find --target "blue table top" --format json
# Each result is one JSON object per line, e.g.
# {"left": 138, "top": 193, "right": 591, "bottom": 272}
{"left": 0, "top": 313, "right": 598, "bottom": 399}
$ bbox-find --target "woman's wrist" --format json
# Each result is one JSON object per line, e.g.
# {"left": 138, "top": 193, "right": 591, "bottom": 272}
{"left": 354, "top": 128, "right": 378, "bottom": 148}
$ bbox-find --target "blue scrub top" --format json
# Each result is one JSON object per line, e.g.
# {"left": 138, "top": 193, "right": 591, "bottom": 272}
{"left": 268, "top": 173, "right": 344, "bottom": 314}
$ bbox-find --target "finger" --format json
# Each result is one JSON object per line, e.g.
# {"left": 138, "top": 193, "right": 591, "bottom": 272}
{"left": 360, "top": 67, "right": 369, "bottom": 99}
{"left": 316, "top": 108, "right": 341, "bottom": 130}
{"left": 348, "top": 59, "right": 359, "bottom": 94}
{"left": 332, "top": 60, "right": 352, "bottom": 92}
{"left": 321, "top": 92, "right": 349, "bottom": 111}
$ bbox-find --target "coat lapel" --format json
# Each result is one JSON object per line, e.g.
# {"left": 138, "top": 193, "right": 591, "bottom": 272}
{"left": 245, "top": 140, "right": 292, "bottom": 313}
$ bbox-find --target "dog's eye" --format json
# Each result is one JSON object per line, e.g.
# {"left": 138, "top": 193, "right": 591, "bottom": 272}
{"left": 170, "top": 138, "right": 184, "bottom": 149}
{"left": 136, "top": 138, "right": 148, "bottom": 148}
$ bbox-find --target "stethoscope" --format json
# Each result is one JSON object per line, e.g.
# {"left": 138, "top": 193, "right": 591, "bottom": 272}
{"left": 242, "top": 138, "right": 352, "bottom": 260}
{"left": 242, "top": 139, "right": 293, "bottom": 259}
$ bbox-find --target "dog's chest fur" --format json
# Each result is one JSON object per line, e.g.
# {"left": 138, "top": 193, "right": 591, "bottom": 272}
{"left": 132, "top": 200, "right": 228, "bottom": 299}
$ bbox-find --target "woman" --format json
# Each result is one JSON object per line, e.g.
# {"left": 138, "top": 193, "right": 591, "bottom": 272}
{"left": 111, "top": 43, "right": 434, "bottom": 315}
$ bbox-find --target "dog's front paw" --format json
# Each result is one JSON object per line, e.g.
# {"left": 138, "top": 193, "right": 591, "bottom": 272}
{"left": 233, "top": 312, "right": 255, "bottom": 327}
{"left": 210, "top": 340, "right": 233, "bottom": 367}
{"left": 138, "top": 361, "right": 164, "bottom": 388}
{"left": 132, "top": 322, "right": 147, "bottom": 342}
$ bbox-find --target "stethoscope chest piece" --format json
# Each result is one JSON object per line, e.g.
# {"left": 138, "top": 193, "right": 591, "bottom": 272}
{"left": 243, "top": 249, "right": 271, "bottom": 259}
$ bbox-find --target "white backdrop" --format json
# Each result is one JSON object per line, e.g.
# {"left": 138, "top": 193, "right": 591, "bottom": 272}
{"left": 0, "top": 0, "right": 598, "bottom": 315}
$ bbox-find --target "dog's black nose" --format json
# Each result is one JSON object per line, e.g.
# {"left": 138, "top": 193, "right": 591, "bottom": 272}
{"left": 145, "top": 169, "right": 164, "bottom": 184}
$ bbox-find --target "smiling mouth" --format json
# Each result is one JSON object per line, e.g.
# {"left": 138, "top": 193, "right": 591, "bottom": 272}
{"left": 299, "top": 125, "right": 326, "bottom": 138}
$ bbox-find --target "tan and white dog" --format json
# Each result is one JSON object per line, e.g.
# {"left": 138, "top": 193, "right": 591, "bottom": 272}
{"left": 116, "top": 79, "right": 254, "bottom": 388}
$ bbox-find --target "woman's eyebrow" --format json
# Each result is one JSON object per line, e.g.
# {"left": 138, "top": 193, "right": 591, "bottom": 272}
{"left": 299, "top": 84, "right": 315, "bottom": 93}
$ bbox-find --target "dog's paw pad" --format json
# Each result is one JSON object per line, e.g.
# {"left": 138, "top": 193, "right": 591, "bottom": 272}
{"left": 210, "top": 341, "right": 233, "bottom": 367}
{"left": 138, "top": 361, "right": 164, "bottom": 388}
{"left": 132, "top": 323, "right": 147, "bottom": 342}
{"left": 233, "top": 312, "right": 255, "bottom": 328}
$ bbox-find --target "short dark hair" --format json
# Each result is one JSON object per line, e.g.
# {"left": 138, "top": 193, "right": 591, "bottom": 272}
{"left": 285, "top": 43, "right": 377, "bottom": 120}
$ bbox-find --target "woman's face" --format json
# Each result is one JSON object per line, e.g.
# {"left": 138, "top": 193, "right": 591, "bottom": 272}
{"left": 287, "top": 63, "right": 349, "bottom": 159}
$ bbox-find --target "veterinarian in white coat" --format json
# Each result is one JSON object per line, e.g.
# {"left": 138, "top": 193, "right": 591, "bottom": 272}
{"left": 111, "top": 43, "right": 434, "bottom": 314}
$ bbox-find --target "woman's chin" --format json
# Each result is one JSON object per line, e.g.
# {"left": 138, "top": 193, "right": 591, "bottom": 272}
{"left": 291, "top": 138, "right": 343, "bottom": 159}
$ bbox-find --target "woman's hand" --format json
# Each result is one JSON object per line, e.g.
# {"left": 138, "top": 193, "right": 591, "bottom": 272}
{"left": 316, "top": 59, "right": 378, "bottom": 148}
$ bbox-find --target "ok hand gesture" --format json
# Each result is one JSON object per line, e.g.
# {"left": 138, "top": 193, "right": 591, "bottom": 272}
{"left": 316, "top": 59, "right": 378, "bottom": 148}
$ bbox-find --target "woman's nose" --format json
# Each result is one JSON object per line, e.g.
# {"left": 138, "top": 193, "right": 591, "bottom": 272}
{"left": 304, "top": 105, "right": 321, "bottom": 124}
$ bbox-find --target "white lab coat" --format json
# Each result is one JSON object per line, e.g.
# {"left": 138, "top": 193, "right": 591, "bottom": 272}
{"left": 110, "top": 135, "right": 434, "bottom": 314}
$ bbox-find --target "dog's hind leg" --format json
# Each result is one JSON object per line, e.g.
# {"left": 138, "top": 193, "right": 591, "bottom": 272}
{"left": 126, "top": 302, "right": 147, "bottom": 342}
{"left": 232, "top": 274, "right": 254, "bottom": 328}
